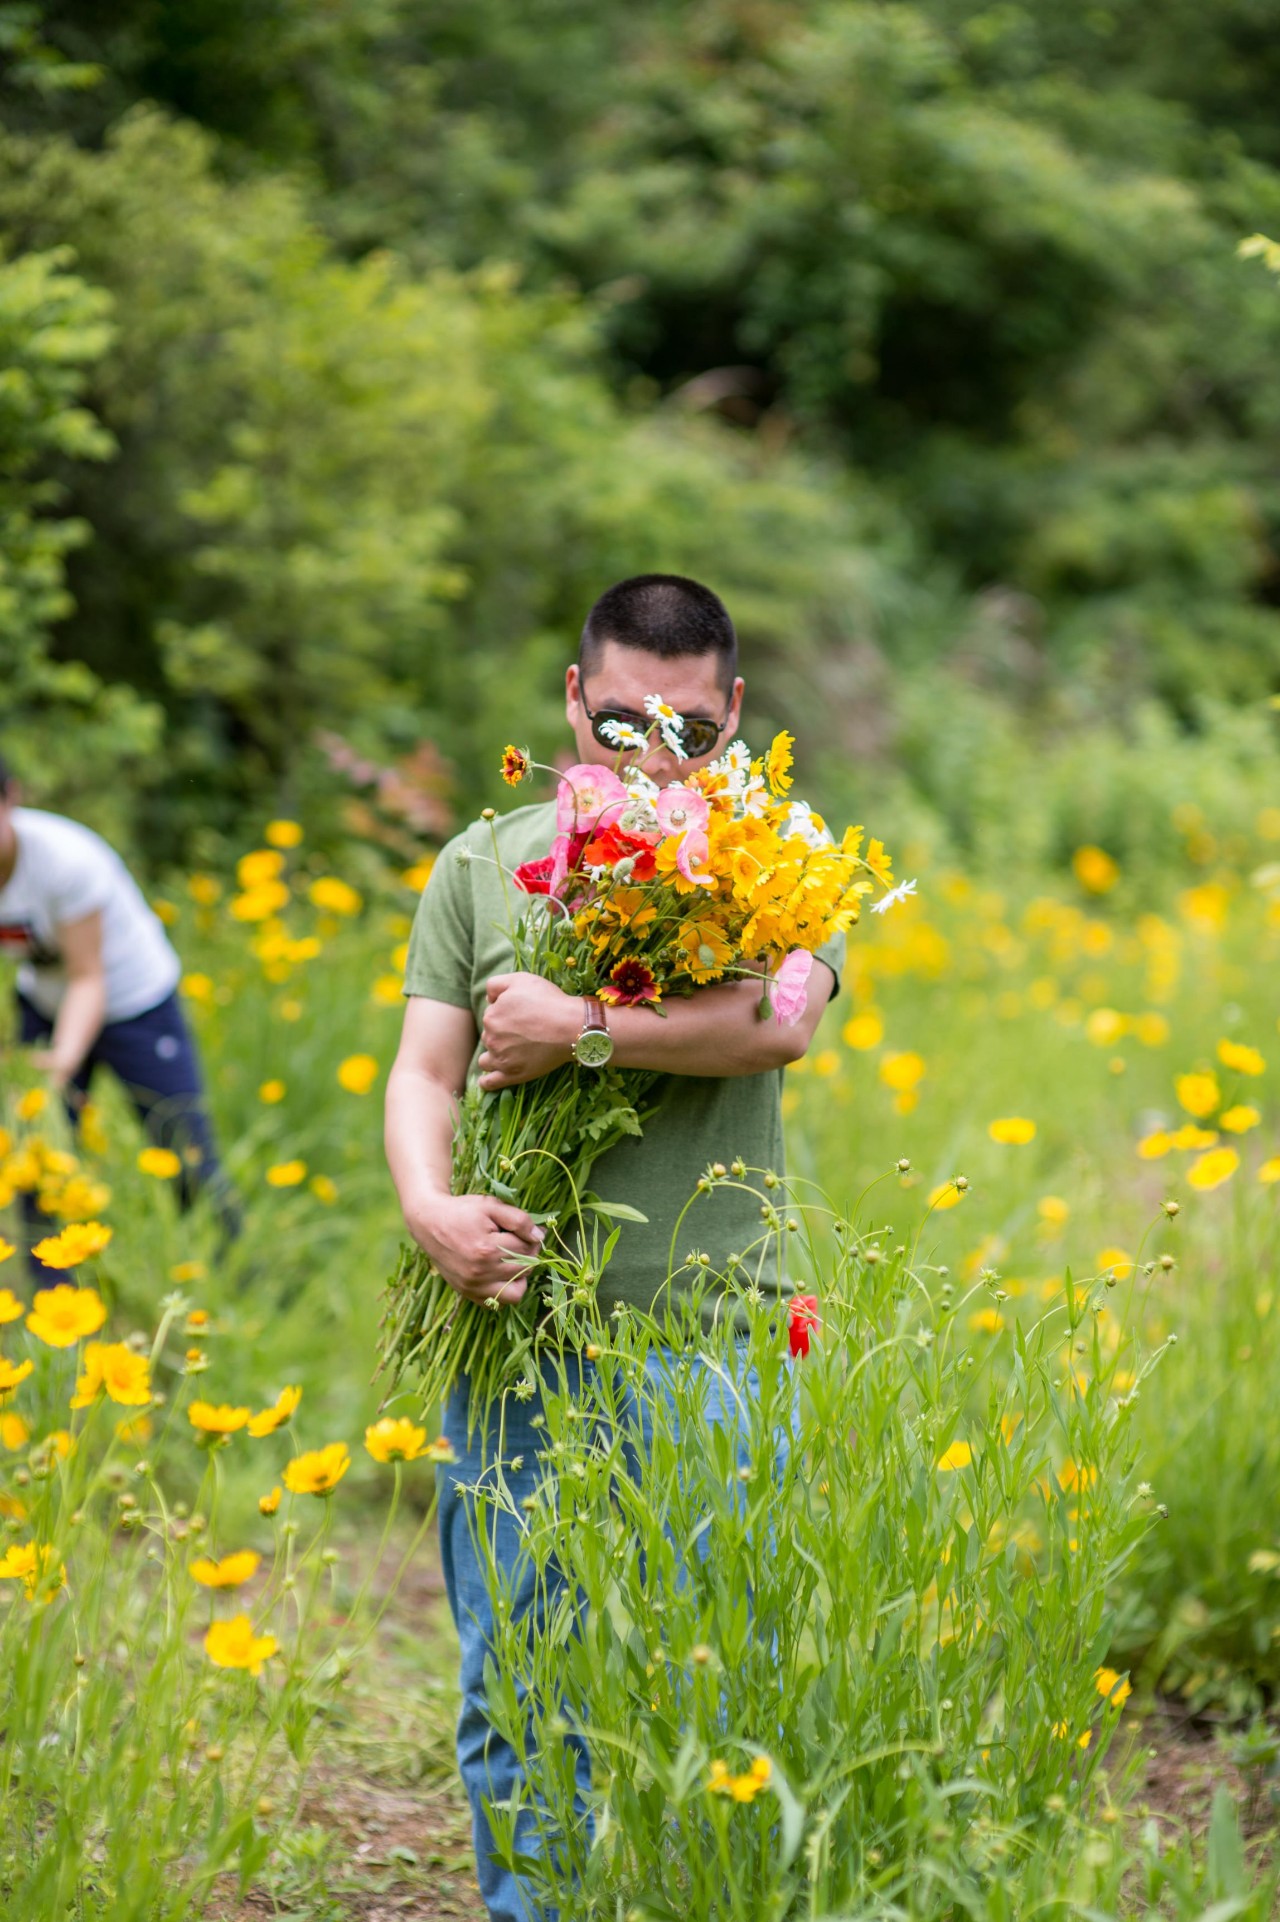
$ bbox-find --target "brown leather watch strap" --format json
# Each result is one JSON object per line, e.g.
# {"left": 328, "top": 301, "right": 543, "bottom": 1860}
{"left": 582, "top": 994, "right": 607, "bottom": 1031}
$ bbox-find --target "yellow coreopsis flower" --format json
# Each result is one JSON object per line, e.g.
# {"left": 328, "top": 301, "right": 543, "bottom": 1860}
{"left": 969, "top": 1308, "right": 1005, "bottom": 1334}
{"left": 1094, "top": 1666, "right": 1132, "bottom": 1708}
{"left": 237, "top": 849, "right": 286, "bottom": 889}
{"left": 28, "top": 1223, "right": 112, "bottom": 1272}
{"left": 364, "top": 1416, "right": 427, "bottom": 1464}
{"left": 265, "top": 1160, "right": 307, "bottom": 1188}
{"left": 204, "top": 1614, "right": 278, "bottom": 1675}
{"left": 336, "top": 1054, "right": 379, "bottom": 1095}
{"left": 191, "top": 1550, "right": 260, "bottom": 1588}
{"left": 1, "top": 1412, "right": 29, "bottom": 1448}
{"left": 26, "top": 1281, "right": 108, "bottom": 1345}
{"left": 0, "top": 1355, "right": 34, "bottom": 1393}
{"left": 137, "top": 1147, "right": 182, "bottom": 1179}
{"left": 764, "top": 731, "right": 794, "bottom": 795}
{"left": 188, "top": 1401, "right": 251, "bottom": 1437}
{"left": 16, "top": 1088, "right": 48, "bottom": 1121}
{"left": 259, "top": 1486, "right": 282, "bottom": 1516}
{"left": 0, "top": 1242, "right": 15, "bottom": 1272}
{"left": 1095, "top": 1246, "right": 1133, "bottom": 1279}
{"left": 258, "top": 1079, "right": 286, "bottom": 1104}
{"left": 1072, "top": 846, "right": 1119, "bottom": 894}
{"left": 1217, "top": 1038, "right": 1265, "bottom": 1077}
{"left": 1187, "top": 1146, "right": 1239, "bottom": 1192}
{"left": 863, "top": 839, "right": 894, "bottom": 887}
{"left": 879, "top": 1051, "right": 925, "bottom": 1095}
{"left": 987, "top": 1117, "right": 1036, "bottom": 1145}
{"left": 1218, "top": 1105, "right": 1260, "bottom": 1134}
{"left": 283, "top": 1442, "right": 350, "bottom": 1495}
{"left": 0, "top": 1284, "right": 21, "bottom": 1319}
{"left": 1174, "top": 1071, "right": 1219, "bottom": 1119}
{"left": 0, "top": 1540, "right": 64, "bottom": 1601}
{"left": 309, "top": 876, "right": 362, "bottom": 916}
{"left": 70, "top": 1341, "right": 152, "bottom": 1408}
{"left": 936, "top": 1440, "right": 972, "bottom": 1471}
{"left": 247, "top": 1385, "right": 302, "bottom": 1438}
{"left": 674, "top": 920, "right": 734, "bottom": 983}
{"left": 928, "top": 1180, "right": 965, "bottom": 1211}
{"left": 265, "top": 820, "right": 303, "bottom": 849}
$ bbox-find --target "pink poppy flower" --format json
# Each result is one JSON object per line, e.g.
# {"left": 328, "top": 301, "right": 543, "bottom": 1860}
{"left": 787, "top": 1294, "right": 820, "bottom": 1359}
{"left": 556, "top": 765, "right": 629, "bottom": 838}
{"left": 655, "top": 786, "right": 714, "bottom": 888}
{"left": 768, "top": 949, "right": 813, "bottom": 1026}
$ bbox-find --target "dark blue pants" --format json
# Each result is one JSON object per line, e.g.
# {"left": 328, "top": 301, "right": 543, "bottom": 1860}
{"left": 17, "top": 988, "right": 240, "bottom": 1273}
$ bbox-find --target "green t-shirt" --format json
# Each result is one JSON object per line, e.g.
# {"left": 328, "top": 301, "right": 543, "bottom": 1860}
{"left": 402, "top": 800, "right": 844, "bottom": 1320}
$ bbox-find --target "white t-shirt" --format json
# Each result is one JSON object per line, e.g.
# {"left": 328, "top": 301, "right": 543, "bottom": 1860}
{"left": 0, "top": 808, "right": 181, "bottom": 1023}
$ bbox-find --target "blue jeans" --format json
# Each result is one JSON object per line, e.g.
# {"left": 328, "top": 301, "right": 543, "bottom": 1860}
{"left": 17, "top": 988, "right": 239, "bottom": 1273}
{"left": 438, "top": 1341, "right": 772, "bottom": 1922}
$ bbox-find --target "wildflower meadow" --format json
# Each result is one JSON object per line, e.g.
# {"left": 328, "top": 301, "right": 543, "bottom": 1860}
{"left": 4, "top": 803, "right": 1280, "bottom": 1918}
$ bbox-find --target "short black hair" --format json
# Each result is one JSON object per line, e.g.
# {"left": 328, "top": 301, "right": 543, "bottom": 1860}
{"left": 580, "top": 573, "right": 737, "bottom": 693}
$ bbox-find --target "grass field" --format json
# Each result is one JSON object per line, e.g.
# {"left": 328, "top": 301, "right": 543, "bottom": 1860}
{"left": 4, "top": 805, "right": 1280, "bottom": 1916}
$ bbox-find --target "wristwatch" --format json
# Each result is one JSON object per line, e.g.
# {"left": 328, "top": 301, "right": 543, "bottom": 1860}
{"left": 571, "top": 994, "right": 614, "bottom": 1069}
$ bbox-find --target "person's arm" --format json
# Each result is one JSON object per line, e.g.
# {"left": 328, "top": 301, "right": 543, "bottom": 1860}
{"left": 28, "top": 912, "right": 107, "bottom": 1092}
{"left": 385, "top": 995, "right": 546, "bottom": 1303}
{"left": 476, "top": 963, "right": 838, "bottom": 1090}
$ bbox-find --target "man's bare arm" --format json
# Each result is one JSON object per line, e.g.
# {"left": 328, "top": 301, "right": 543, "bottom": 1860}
{"left": 476, "top": 963, "right": 838, "bottom": 1089}
{"left": 385, "top": 996, "right": 545, "bottom": 1302}
{"left": 28, "top": 911, "right": 107, "bottom": 1091}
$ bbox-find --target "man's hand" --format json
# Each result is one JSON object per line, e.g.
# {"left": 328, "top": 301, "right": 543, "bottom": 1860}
{"left": 27, "top": 1048, "right": 74, "bottom": 1092}
{"left": 478, "top": 973, "right": 579, "bottom": 1089}
{"left": 404, "top": 1190, "right": 546, "bottom": 1303}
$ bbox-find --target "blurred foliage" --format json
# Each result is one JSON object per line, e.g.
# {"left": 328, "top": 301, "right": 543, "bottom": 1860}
{"left": 3, "top": 1, "right": 1280, "bottom": 859}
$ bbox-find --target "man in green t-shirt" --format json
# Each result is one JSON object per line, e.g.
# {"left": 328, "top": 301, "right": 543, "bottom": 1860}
{"left": 386, "top": 573, "right": 842, "bottom": 1921}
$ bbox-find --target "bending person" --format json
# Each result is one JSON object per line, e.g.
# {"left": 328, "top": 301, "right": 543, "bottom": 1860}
{"left": 0, "top": 750, "right": 238, "bottom": 1272}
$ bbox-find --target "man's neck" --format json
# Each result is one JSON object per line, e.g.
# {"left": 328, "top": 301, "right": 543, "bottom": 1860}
{"left": 0, "top": 818, "right": 18, "bottom": 890}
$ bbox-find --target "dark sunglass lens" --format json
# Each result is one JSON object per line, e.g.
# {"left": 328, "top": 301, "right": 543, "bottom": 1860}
{"left": 680, "top": 720, "right": 719, "bottom": 756}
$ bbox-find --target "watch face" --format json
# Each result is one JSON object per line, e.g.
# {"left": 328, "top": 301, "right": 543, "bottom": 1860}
{"left": 574, "top": 1028, "right": 614, "bottom": 1069}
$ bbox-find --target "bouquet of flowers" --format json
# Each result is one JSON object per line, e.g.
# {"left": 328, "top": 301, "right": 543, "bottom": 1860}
{"left": 378, "top": 699, "right": 907, "bottom": 1415}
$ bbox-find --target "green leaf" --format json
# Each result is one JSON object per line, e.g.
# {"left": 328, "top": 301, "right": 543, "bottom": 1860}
{"left": 581, "top": 1198, "right": 649, "bottom": 1224}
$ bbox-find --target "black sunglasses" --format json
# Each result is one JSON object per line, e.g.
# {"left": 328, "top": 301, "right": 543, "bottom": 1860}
{"left": 579, "top": 693, "right": 733, "bottom": 761}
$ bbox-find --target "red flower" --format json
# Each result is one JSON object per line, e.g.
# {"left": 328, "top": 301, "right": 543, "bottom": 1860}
{"left": 581, "top": 825, "right": 658, "bottom": 881}
{"left": 787, "top": 1294, "right": 820, "bottom": 1359}
{"left": 598, "top": 957, "right": 661, "bottom": 1008}
{"left": 514, "top": 855, "right": 555, "bottom": 895}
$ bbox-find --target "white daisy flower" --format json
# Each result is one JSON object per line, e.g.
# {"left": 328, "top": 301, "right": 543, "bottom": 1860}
{"left": 600, "top": 718, "right": 649, "bottom": 751}
{"left": 870, "top": 878, "right": 919, "bottom": 915}
{"left": 786, "top": 800, "right": 833, "bottom": 851}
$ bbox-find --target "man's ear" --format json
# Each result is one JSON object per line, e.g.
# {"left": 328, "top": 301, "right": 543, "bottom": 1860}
{"left": 565, "top": 663, "right": 581, "bottom": 723}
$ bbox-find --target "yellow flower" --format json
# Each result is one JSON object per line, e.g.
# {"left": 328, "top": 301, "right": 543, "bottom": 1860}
{"left": 674, "top": 921, "right": 733, "bottom": 984}
{"left": 1056, "top": 1460, "right": 1098, "bottom": 1492}
{"left": 401, "top": 858, "right": 435, "bottom": 893}
{"left": 28, "top": 1223, "right": 112, "bottom": 1272}
{"left": 265, "top": 1160, "right": 307, "bottom": 1188}
{"left": 1170, "top": 1123, "right": 1218, "bottom": 1150}
{"left": 283, "top": 1442, "right": 350, "bottom": 1496}
{"left": 204, "top": 1614, "right": 279, "bottom": 1676}
{"left": 137, "top": 1146, "right": 182, "bottom": 1180}
{"left": 1037, "top": 1195, "right": 1070, "bottom": 1225}
{"left": 764, "top": 731, "right": 794, "bottom": 795}
{"left": 707, "top": 1756, "right": 773, "bottom": 1802}
{"left": 1084, "top": 1007, "right": 1126, "bottom": 1047}
{"left": 17, "top": 1088, "right": 48, "bottom": 1121}
{"left": 842, "top": 1010, "right": 883, "bottom": 1051}
{"left": 936, "top": 1440, "right": 972, "bottom": 1471}
{"left": 1187, "top": 1146, "right": 1239, "bottom": 1192}
{"left": 928, "top": 1180, "right": 965, "bottom": 1212}
{"left": 230, "top": 882, "right": 290, "bottom": 922}
{"left": 1219, "top": 1105, "right": 1260, "bottom": 1134}
{"left": 26, "top": 1281, "right": 108, "bottom": 1345}
{"left": 0, "top": 1540, "right": 64, "bottom": 1601}
{"left": 309, "top": 1174, "right": 339, "bottom": 1204}
{"left": 501, "top": 745, "right": 531, "bottom": 786}
{"left": 336, "top": 1053, "right": 379, "bottom": 1095}
{"left": 863, "top": 838, "right": 894, "bottom": 887}
{"left": 988, "top": 1116, "right": 1036, "bottom": 1145}
{"left": 70, "top": 1341, "right": 152, "bottom": 1409}
{"left": 171, "top": 1261, "right": 207, "bottom": 1284}
{"left": 968, "top": 1308, "right": 1005, "bottom": 1333}
{"left": 191, "top": 1550, "right": 260, "bottom": 1589}
{"left": 188, "top": 1401, "right": 251, "bottom": 1436}
{"left": 425, "top": 1436, "right": 459, "bottom": 1464}
{"left": 187, "top": 873, "right": 222, "bottom": 906}
{"left": 1137, "top": 1131, "right": 1172, "bottom": 1160}
{"left": 1072, "top": 846, "right": 1119, "bottom": 894}
{"left": 265, "top": 820, "right": 303, "bottom": 849}
{"left": 364, "top": 1416, "right": 427, "bottom": 1464}
{"left": 182, "top": 972, "right": 215, "bottom": 1004}
{"left": 309, "top": 876, "right": 362, "bottom": 916}
{"left": 0, "top": 1355, "right": 34, "bottom": 1394}
{"left": 879, "top": 1051, "right": 925, "bottom": 1095}
{"left": 371, "top": 974, "right": 403, "bottom": 1006}
{"left": 237, "top": 849, "right": 286, "bottom": 889}
{"left": 1095, "top": 1247, "right": 1133, "bottom": 1280}
{"left": 1259, "top": 1158, "right": 1280, "bottom": 1184}
{"left": 1218, "top": 1038, "right": 1265, "bottom": 1077}
{"left": 246, "top": 1385, "right": 302, "bottom": 1438}
{"left": 1, "top": 1412, "right": 29, "bottom": 1449}
{"left": 258, "top": 1079, "right": 286, "bottom": 1104}
{"left": 0, "top": 1285, "right": 21, "bottom": 1320}
{"left": 259, "top": 1486, "right": 282, "bottom": 1516}
{"left": 1134, "top": 1012, "right": 1169, "bottom": 1047}
{"left": 1175, "top": 1071, "right": 1219, "bottom": 1119}
{"left": 0, "top": 1243, "right": 15, "bottom": 1273}
{"left": 1094, "top": 1666, "right": 1132, "bottom": 1708}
